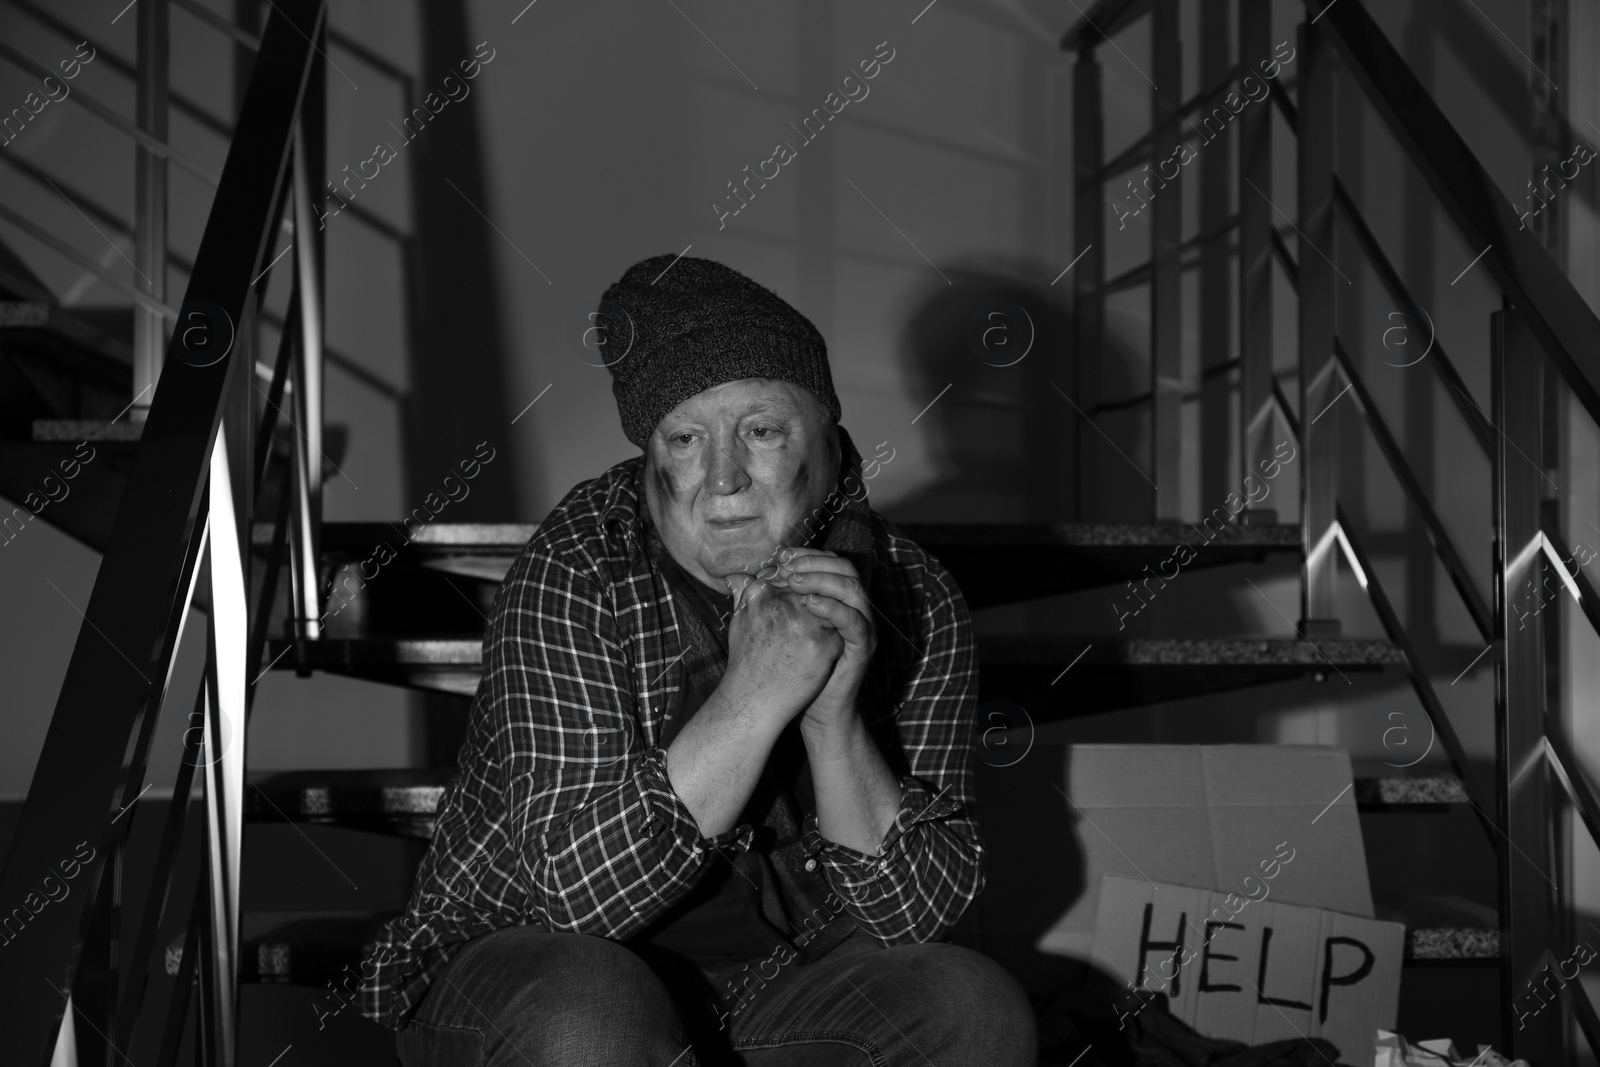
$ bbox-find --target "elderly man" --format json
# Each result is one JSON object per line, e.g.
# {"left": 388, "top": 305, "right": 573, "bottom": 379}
{"left": 360, "top": 256, "right": 1036, "bottom": 1065}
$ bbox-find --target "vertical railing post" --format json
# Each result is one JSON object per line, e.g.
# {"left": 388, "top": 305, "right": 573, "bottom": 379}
{"left": 133, "top": 0, "right": 170, "bottom": 420}
{"left": 1197, "top": 0, "right": 1231, "bottom": 511}
{"left": 1238, "top": 0, "right": 1275, "bottom": 522}
{"left": 1297, "top": 18, "right": 1340, "bottom": 635}
{"left": 200, "top": 298, "right": 252, "bottom": 1066}
{"left": 300, "top": 28, "right": 326, "bottom": 537}
{"left": 1150, "top": 0, "right": 1182, "bottom": 519}
{"left": 1492, "top": 307, "right": 1561, "bottom": 1063}
{"left": 1073, "top": 43, "right": 1104, "bottom": 521}
{"left": 290, "top": 121, "right": 324, "bottom": 640}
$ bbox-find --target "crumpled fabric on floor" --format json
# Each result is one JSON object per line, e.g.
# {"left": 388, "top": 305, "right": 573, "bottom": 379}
{"left": 1126, "top": 998, "right": 1348, "bottom": 1067}
{"left": 1034, "top": 985, "right": 1352, "bottom": 1067}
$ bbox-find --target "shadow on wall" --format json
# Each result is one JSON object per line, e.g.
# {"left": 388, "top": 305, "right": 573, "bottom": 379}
{"left": 881, "top": 266, "right": 1075, "bottom": 526}
{"left": 403, "top": 0, "right": 531, "bottom": 765}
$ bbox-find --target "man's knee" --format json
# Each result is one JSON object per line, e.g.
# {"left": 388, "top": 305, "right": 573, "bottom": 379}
{"left": 432, "top": 929, "right": 689, "bottom": 1062}
{"left": 869, "top": 942, "right": 1036, "bottom": 1062}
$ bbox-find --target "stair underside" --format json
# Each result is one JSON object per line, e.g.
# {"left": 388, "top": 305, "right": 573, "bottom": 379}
{"left": 251, "top": 520, "right": 1305, "bottom": 607}
{"left": 265, "top": 635, "right": 1403, "bottom": 714}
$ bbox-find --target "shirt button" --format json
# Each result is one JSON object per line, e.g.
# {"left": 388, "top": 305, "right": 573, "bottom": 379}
{"left": 804, "top": 858, "right": 818, "bottom": 872}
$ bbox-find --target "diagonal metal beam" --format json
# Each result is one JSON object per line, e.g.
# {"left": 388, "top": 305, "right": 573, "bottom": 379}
{"left": 1332, "top": 178, "right": 1497, "bottom": 458}
{"left": 1331, "top": 338, "right": 1495, "bottom": 640}
{"left": 1317, "top": 0, "right": 1600, "bottom": 429}
{"left": 0, "top": 3, "right": 324, "bottom": 1061}
{"left": 1333, "top": 507, "right": 1498, "bottom": 837}
{"left": 0, "top": 39, "right": 219, "bottom": 187}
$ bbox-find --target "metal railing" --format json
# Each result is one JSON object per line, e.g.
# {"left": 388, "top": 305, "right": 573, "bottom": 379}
{"left": 1068, "top": 0, "right": 1600, "bottom": 1060}
{"left": 0, "top": 3, "right": 327, "bottom": 1065}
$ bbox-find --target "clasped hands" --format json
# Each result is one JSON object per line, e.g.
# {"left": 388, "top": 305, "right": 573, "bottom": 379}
{"left": 722, "top": 547, "right": 876, "bottom": 735}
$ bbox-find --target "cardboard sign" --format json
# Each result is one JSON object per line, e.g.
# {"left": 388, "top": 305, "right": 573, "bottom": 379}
{"left": 1036, "top": 745, "right": 1373, "bottom": 960}
{"left": 1091, "top": 875, "right": 1404, "bottom": 1067}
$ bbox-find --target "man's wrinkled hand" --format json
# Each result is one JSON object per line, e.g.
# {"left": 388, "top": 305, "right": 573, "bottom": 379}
{"left": 722, "top": 571, "right": 844, "bottom": 730}
{"left": 762, "top": 547, "right": 875, "bottom": 734}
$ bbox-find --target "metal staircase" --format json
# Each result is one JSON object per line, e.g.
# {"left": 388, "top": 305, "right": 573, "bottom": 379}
{"left": 0, "top": 0, "right": 1596, "bottom": 1064}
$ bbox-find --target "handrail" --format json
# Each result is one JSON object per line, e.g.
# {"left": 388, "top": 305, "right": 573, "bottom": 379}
{"left": 0, "top": 2, "right": 325, "bottom": 1061}
{"left": 1314, "top": 0, "right": 1600, "bottom": 425}
{"left": 0, "top": 197, "right": 177, "bottom": 318}
{"left": 1061, "top": 0, "right": 1148, "bottom": 49}
{"left": 1574, "top": 987, "right": 1600, "bottom": 1067}
{"left": 170, "top": 0, "right": 261, "bottom": 50}
{"left": 1540, "top": 521, "right": 1600, "bottom": 643}
{"left": 0, "top": 39, "right": 220, "bottom": 187}
{"left": 1071, "top": 9, "right": 1598, "bottom": 1057}
{"left": 167, "top": 0, "right": 420, "bottom": 96}
{"left": 1334, "top": 503, "right": 1498, "bottom": 833}
{"left": 1272, "top": 379, "right": 1300, "bottom": 439}
{"left": 1330, "top": 178, "right": 1497, "bottom": 458}
{"left": 1270, "top": 83, "right": 1297, "bottom": 132}
{"left": 1270, "top": 228, "right": 1297, "bottom": 289}
{"left": 2, "top": 0, "right": 235, "bottom": 142}
{"left": 1098, "top": 218, "right": 1240, "bottom": 295}
{"left": 1080, "top": 70, "right": 1248, "bottom": 188}
{"left": 1330, "top": 337, "right": 1495, "bottom": 640}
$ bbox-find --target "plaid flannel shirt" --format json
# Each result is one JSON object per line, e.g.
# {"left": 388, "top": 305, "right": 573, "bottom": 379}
{"left": 358, "top": 453, "right": 984, "bottom": 1030}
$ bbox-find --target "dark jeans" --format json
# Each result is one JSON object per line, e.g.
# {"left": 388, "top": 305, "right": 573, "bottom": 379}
{"left": 394, "top": 926, "right": 1037, "bottom": 1066}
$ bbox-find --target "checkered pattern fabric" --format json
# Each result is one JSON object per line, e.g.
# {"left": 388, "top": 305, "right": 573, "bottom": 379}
{"left": 358, "top": 452, "right": 984, "bottom": 1030}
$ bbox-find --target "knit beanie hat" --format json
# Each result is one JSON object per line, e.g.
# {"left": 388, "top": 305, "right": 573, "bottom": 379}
{"left": 598, "top": 254, "right": 842, "bottom": 448}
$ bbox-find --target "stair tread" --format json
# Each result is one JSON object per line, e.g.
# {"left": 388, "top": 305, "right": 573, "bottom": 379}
{"left": 243, "top": 768, "right": 1461, "bottom": 820}
{"left": 233, "top": 917, "right": 1499, "bottom": 975}
{"left": 32, "top": 419, "right": 143, "bottom": 442}
{"left": 978, "top": 636, "right": 1405, "bottom": 666}
{"left": 1353, "top": 776, "right": 1465, "bottom": 806}
{"left": 899, "top": 521, "right": 1302, "bottom": 548}
{"left": 267, "top": 635, "right": 1403, "bottom": 669}
{"left": 249, "top": 520, "right": 1303, "bottom": 552}
{"left": 0, "top": 299, "right": 134, "bottom": 364}
{"left": 247, "top": 521, "right": 1304, "bottom": 607}
{"left": 249, "top": 768, "right": 452, "bottom": 816}
{"left": 250, "top": 521, "right": 538, "bottom": 551}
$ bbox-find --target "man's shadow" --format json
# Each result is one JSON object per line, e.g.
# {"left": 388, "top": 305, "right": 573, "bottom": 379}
{"left": 870, "top": 265, "right": 1146, "bottom": 1010}
{"left": 878, "top": 265, "right": 1133, "bottom": 527}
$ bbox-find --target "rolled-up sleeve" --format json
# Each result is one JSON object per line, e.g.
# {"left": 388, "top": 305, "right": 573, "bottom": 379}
{"left": 489, "top": 550, "right": 751, "bottom": 939}
{"left": 799, "top": 554, "right": 984, "bottom": 944}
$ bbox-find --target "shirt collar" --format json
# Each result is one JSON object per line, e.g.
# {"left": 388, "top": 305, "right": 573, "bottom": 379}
{"left": 600, "top": 455, "right": 648, "bottom": 552}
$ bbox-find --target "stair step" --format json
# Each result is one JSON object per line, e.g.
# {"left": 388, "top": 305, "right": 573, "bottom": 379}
{"left": 241, "top": 769, "right": 1465, "bottom": 840}
{"left": 978, "top": 636, "right": 1403, "bottom": 666}
{"left": 1376, "top": 895, "right": 1500, "bottom": 961}
{"left": 902, "top": 521, "right": 1303, "bottom": 607}
{"left": 247, "top": 769, "right": 452, "bottom": 839}
{"left": 265, "top": 635, "right": 1406, "bottom": 709}
{"left": 249, "top": 521, "right": 1303, "bottom": 603}
{"left": 1353, "top": 776, "right": 1465, "bottom": 807}
{"left": 0, "top": 299, "right": 134, "bottom": 365}
{"left": 240, "top": 913, "right": 392, "bottom": 983}
{"left": 265, "top": 637, "right": 482, "bottom": 697}
{"left": 234, "top": 914, "right": 1496, "bottom": 983}
{"left": 251, "top": 522, "right": 536, "bottom": 584}
{"left": 977, "top": 636, "right": 1405, "bottom": 716}
{"left": 32, "top": 419, "right": 142, "bottom": 443}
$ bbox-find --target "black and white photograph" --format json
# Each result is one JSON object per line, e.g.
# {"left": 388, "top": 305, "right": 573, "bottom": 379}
{"left": 0, "top": 0, "right": 1597, "bottom": 1064}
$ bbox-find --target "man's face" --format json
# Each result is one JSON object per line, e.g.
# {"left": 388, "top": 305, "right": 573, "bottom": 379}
{"left": 643, "top": 378, "right": 839, "bottom": 592}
